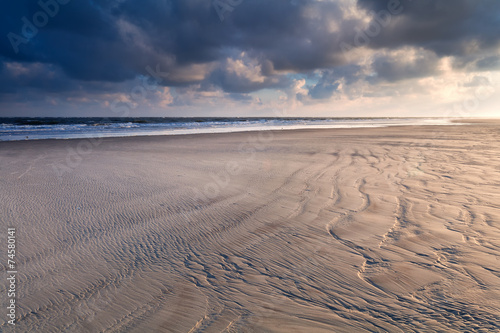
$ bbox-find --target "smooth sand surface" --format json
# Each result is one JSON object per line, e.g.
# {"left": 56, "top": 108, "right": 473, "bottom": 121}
{"left": 1, "top": 123, "right": 500, "bottom": 332}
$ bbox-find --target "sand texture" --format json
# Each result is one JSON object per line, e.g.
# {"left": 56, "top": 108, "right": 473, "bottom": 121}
{"left": 1, "top": 123, "right": 500, "bottom": 332}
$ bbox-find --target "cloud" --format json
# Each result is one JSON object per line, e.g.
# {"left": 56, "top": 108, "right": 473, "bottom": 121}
{"left": 0, "top": 0, "right": 499, "bottom": 116}
{"left": 462, "top": 75, "right": 491, "bottom": 88}
{"left": 206, "top": 53, "right": 290, "bottom": 93}
{"left": 356, "top": 0, "right": 500, "bottom": 59}
{"left": 475, "top": 56, "right": 500, "bottom": 71}
{"left": 368, "top": 48, "right": 442, "bottom": 83}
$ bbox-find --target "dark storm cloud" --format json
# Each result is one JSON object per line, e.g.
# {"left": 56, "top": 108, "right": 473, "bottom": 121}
{"left": 357, "top": 0, "right": 500, "bottom": 61}
{"left": 0, "top": 61, "right": 74, "bottom": 93}
{"left": 1, "top": 0, "right": 500, "bottom": 102}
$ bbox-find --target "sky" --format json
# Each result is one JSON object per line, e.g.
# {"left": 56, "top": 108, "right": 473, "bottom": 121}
{"left": 1, "top": 0, "right": 499, "bottom": 117}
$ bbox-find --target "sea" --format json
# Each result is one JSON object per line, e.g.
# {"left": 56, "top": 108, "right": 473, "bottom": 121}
{"left": 0, "top": 117, "right": 454, "bottom": 141}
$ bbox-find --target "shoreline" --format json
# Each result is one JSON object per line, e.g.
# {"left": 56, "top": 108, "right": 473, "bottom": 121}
{"left": 0, "top": 124, "right": 445, "bottom": 147}
{"left": 0, "top": 120, "right": 481, "bottom": 144}
{"left": 3, "top": 117, "right": 500, "bottom": 143}
{"left": 0, "top": 117, "right": 465, "bottom": 142}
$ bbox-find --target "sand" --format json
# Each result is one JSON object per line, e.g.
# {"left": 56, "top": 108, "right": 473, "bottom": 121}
{"left": 1, "top": 122, "right": 500, "bottom": 332}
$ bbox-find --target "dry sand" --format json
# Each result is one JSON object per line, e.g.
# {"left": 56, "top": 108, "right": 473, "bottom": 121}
{"left": 1, "top": 122, "right": 500, "bottom": 332}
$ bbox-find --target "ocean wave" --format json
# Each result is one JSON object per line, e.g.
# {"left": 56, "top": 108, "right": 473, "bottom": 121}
{"left": 0, "top": 117, "right": 454, "bottom": 141}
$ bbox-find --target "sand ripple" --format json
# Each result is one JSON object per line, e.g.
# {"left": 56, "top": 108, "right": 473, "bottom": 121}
{"left": 1, "top": 125, "right": 500, "bottom": 332}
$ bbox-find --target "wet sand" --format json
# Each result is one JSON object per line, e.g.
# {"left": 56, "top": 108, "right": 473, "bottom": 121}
{"left": 1, "top": 122, "right": 500, "bottom": 332}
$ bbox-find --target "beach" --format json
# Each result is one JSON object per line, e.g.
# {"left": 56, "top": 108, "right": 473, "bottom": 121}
{"left": 1, "top": 122, "right": 500, "bottom": 332}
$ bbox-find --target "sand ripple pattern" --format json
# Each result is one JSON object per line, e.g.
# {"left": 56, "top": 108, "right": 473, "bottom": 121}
{"left": 1, "top": 125, "right": 500, "bottom": 332}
